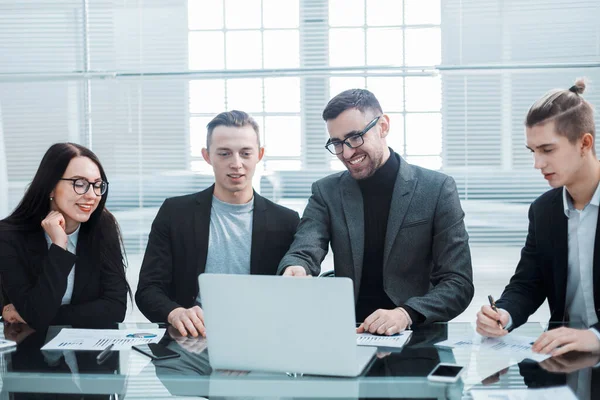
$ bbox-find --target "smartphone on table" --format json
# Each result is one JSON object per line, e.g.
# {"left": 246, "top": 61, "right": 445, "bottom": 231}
{"left": 426, "top": 363, "right": 464, "bottom": 383}
{"left": 132, "top": 343, "right": 180, "bottom": 360}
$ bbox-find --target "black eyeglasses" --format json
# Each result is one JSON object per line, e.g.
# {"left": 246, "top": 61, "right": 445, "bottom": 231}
{"left": 325, "top": 116, "right": 381, "bottom": 155}
{"left": 59, "top": 178, "right": 108, "bottom": 196}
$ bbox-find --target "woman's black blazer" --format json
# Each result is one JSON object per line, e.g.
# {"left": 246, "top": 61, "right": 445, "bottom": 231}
{"left": 0, "top": 227, "right": 128, "bottom": 330}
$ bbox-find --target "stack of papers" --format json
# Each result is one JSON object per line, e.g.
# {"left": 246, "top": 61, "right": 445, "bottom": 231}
{"left": 435, "top": 334, "right": 551, "bottom": 389}
{"left": 356, "top": 330, "right": 412, "bottom": 348}
{"left": 435, "top": 335, "right": 550, "bottom": 362}
{"left": 41, "top": 328, "right": 165, "bottom": 351}
{"left": 470, "top": 386, "right": 577, "bottom": 400}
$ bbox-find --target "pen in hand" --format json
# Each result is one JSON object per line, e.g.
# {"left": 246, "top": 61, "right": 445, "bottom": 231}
{"left": 96, "top": 343, "right": 114, "bottom": 363}
{"left": 487, "top": 295, "right": 504, "bottom": 329}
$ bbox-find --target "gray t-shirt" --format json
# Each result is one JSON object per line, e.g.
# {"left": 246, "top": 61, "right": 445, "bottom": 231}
{"left": 196, "top": 195, "right": 254, "bottom": 305}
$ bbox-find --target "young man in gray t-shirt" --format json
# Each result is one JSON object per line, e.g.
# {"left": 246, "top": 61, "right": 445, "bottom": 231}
{"left": 136, "top": 111, "right": 299, "bottom": 337}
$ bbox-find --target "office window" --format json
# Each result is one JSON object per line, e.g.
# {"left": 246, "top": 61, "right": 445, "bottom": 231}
{"left": 4, "top": 0, "right": 597, "bottom": 256}
{"left": 328, "top": 0, "right": 442, "bottom": 171}
{"left": 441, "top": 0, "right": 600, "bottom": 245}
{"left": 188, "top": 0, "right": 301, "bottom": 173}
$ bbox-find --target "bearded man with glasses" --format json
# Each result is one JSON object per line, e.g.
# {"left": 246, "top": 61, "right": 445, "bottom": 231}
{"left": 278, "top": 89, "right": 473, "bottom": 336}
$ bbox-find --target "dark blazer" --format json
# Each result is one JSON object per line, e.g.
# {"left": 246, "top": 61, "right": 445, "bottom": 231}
{"left": 135, "top": 185, "right": 300, "bottom": 323}
{"left": 278, "top": 153, "right": 474, "bottom": 323}
{"left": 0, "top": 227, "right": 128, "bottom": 331}
{"left": 496, "top": 188, "right": 600, "bottom": 330}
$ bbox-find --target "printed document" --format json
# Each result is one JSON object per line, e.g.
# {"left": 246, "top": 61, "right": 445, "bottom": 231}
{"left": 435, "top": 333, "right": 551, "bottom": 389}
{"left": 435, "top": 334, "right": 550, "bottom": 362}
{"left": 470, "top": 385, "right": 577, "bottom": 400}
{"left": 357, "top": 330, "right": 412, "bottom": 348}
{"left": 41, "top": 328, "right": 165, "bottom": 351}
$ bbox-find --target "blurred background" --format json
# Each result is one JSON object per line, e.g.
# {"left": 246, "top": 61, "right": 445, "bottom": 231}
{"left": 1, "top": 0, "right": 599, "bottom": 323}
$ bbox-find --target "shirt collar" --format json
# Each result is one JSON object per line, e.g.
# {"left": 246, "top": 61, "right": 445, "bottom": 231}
{"left": 563, "top": 181, "right": 600, "bottom": 217}
{"left": 211, "top": 195, "right": 254, "bottom": 212}
{"left": 44, "top": 223, "right": 81, "bottom": 248}
{"left": 68, "top": 224, "right": 80, "bottom": 246}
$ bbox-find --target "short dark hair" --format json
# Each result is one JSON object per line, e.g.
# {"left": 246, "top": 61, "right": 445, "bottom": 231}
{"left": 525, "top": 78, "right": 595, "bottom": 144}
{"left": 322, "top": 89, "right": 383, "bottom": 121}
{"left": 205, "top": 110, "right": 260, "bottom": 150}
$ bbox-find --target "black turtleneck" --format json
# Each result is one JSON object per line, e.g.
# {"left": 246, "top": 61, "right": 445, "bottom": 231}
{"left": 355, "top": 150, "right": 422, "bottom": 324}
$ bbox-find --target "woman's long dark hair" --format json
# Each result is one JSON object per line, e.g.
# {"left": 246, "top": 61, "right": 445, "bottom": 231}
{"left": 1, "top": 142, "right": 131, "bottom": 298}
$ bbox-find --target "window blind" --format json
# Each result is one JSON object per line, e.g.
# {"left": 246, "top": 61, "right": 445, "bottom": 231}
{"left": 1, "top": 0, "right": 597, "bottom": 260}
{"left": 441, "top": 0, "right": 600, "bottom": 244}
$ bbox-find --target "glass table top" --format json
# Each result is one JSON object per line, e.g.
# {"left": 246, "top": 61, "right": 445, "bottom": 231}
{"left": 0, "top": 321, "right": 596, "bottom": 399}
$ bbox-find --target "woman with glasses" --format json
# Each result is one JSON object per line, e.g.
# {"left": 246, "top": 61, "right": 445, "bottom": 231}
{"left": 0, "top": 143, "right": 130, "bottom": 330}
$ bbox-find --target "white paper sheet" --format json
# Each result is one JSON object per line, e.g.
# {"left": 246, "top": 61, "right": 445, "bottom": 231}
{"left": 436, "top": 334, "right": 550, "bottom": 362}
{"left": 470, "top": 385, "right": 577, "bottom": 400}
{"left": 41, "top": 328, "right": 165, "bottom": 351}
{"left": 0, "top": 338, "right": 16, "bottom": 350}
{"left": 356, "top": 330, "right": 412, "bottom": 348}
{"left": 435, "top": 333, "right": 551, "bottom": 389}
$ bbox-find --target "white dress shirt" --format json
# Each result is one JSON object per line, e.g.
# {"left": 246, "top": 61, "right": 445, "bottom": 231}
{"left": 563, "top": 184, "right": 600, "bottom": 337}
{"left": 44, "top": 225, "right": 79, "bottom": 305}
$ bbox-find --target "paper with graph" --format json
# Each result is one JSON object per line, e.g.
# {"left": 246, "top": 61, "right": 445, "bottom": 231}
{"left": 357, "top": 330, "right": 412, "bottom": 348}
{"left": 41, "top": 328, "right": 165, "bottom": 351}
{"left": 435, "top": 333, "right": 551, "bottom": 389}
{"left": 435, "top": 334, "right": 550, "bottom": 362}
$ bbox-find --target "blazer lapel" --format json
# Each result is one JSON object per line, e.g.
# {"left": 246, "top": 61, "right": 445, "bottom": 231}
{"left": 71, "top": 234, "right": 88, "bottom": 302}
{"left": 27, "top": 230, "right": 49, "bottom": 275}
{"left": 551, "top": 190, "right": 569, "bottom": 320}
{"left": 383, "top": 156, "right": 416, "bottom": 269}
{"left": 195, "top": 185, "right": 214, "bottom": 277}
{"left": 341, "top": 172, "right": 364, "bottom": 290}
{"left": 250, "top": 192, "right": 267, "bottom": 275}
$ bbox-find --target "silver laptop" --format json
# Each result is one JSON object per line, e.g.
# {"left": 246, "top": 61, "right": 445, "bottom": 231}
{"left": 199, "top": 274, "right": 376, "bottom": 377}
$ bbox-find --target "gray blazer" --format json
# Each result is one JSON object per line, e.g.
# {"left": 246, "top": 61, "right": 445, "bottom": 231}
{"left": 277, "top": 154, "right": 474, "bottom": 323}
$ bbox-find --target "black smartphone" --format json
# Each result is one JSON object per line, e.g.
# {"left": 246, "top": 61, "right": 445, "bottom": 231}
{"left": 426, "top": 363, "right": 464, "bottom": 383}
{"left": 132, "top": 343, "right": 180, "bottom": 360}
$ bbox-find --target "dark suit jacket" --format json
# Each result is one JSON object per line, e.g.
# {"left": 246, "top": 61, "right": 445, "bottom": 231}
{"left": 135, "top": 185, "right": 300, "bottom": 323}
{"left": 496, "top": 188, "right": 600, "bottom": 330}
{"left": 278, "top": 153, "right": 474, "bottom": 323}
{"left": 0, "top": 228, "right": 128, "bottom": 331}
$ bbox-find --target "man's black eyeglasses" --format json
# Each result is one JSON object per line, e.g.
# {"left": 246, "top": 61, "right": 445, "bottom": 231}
{"left": 59, "top": 178, "right": 108, "bottom": 196}
{"left": 325, "top": 116, "right": 381, "bottom": 155}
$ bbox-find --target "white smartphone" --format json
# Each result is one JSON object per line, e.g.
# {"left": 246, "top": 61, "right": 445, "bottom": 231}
{"left": 426, "top": 363, "right": 464, "bottom": 383}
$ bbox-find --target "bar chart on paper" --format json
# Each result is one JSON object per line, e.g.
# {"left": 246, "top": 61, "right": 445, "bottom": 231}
{"left": 357, "top": 331, "right": 412, "bottom": 348}
{"left": 42, "top": 328, "right": 165, "bottom": 351}
{"left": 56, "top": 340, "right": 84, "bottom": 348}
{"left": 435, "top": 334, "right": 551, "bottom": 362}
{"left": 92, "top": 338, "right": 156, "bottom": 348}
